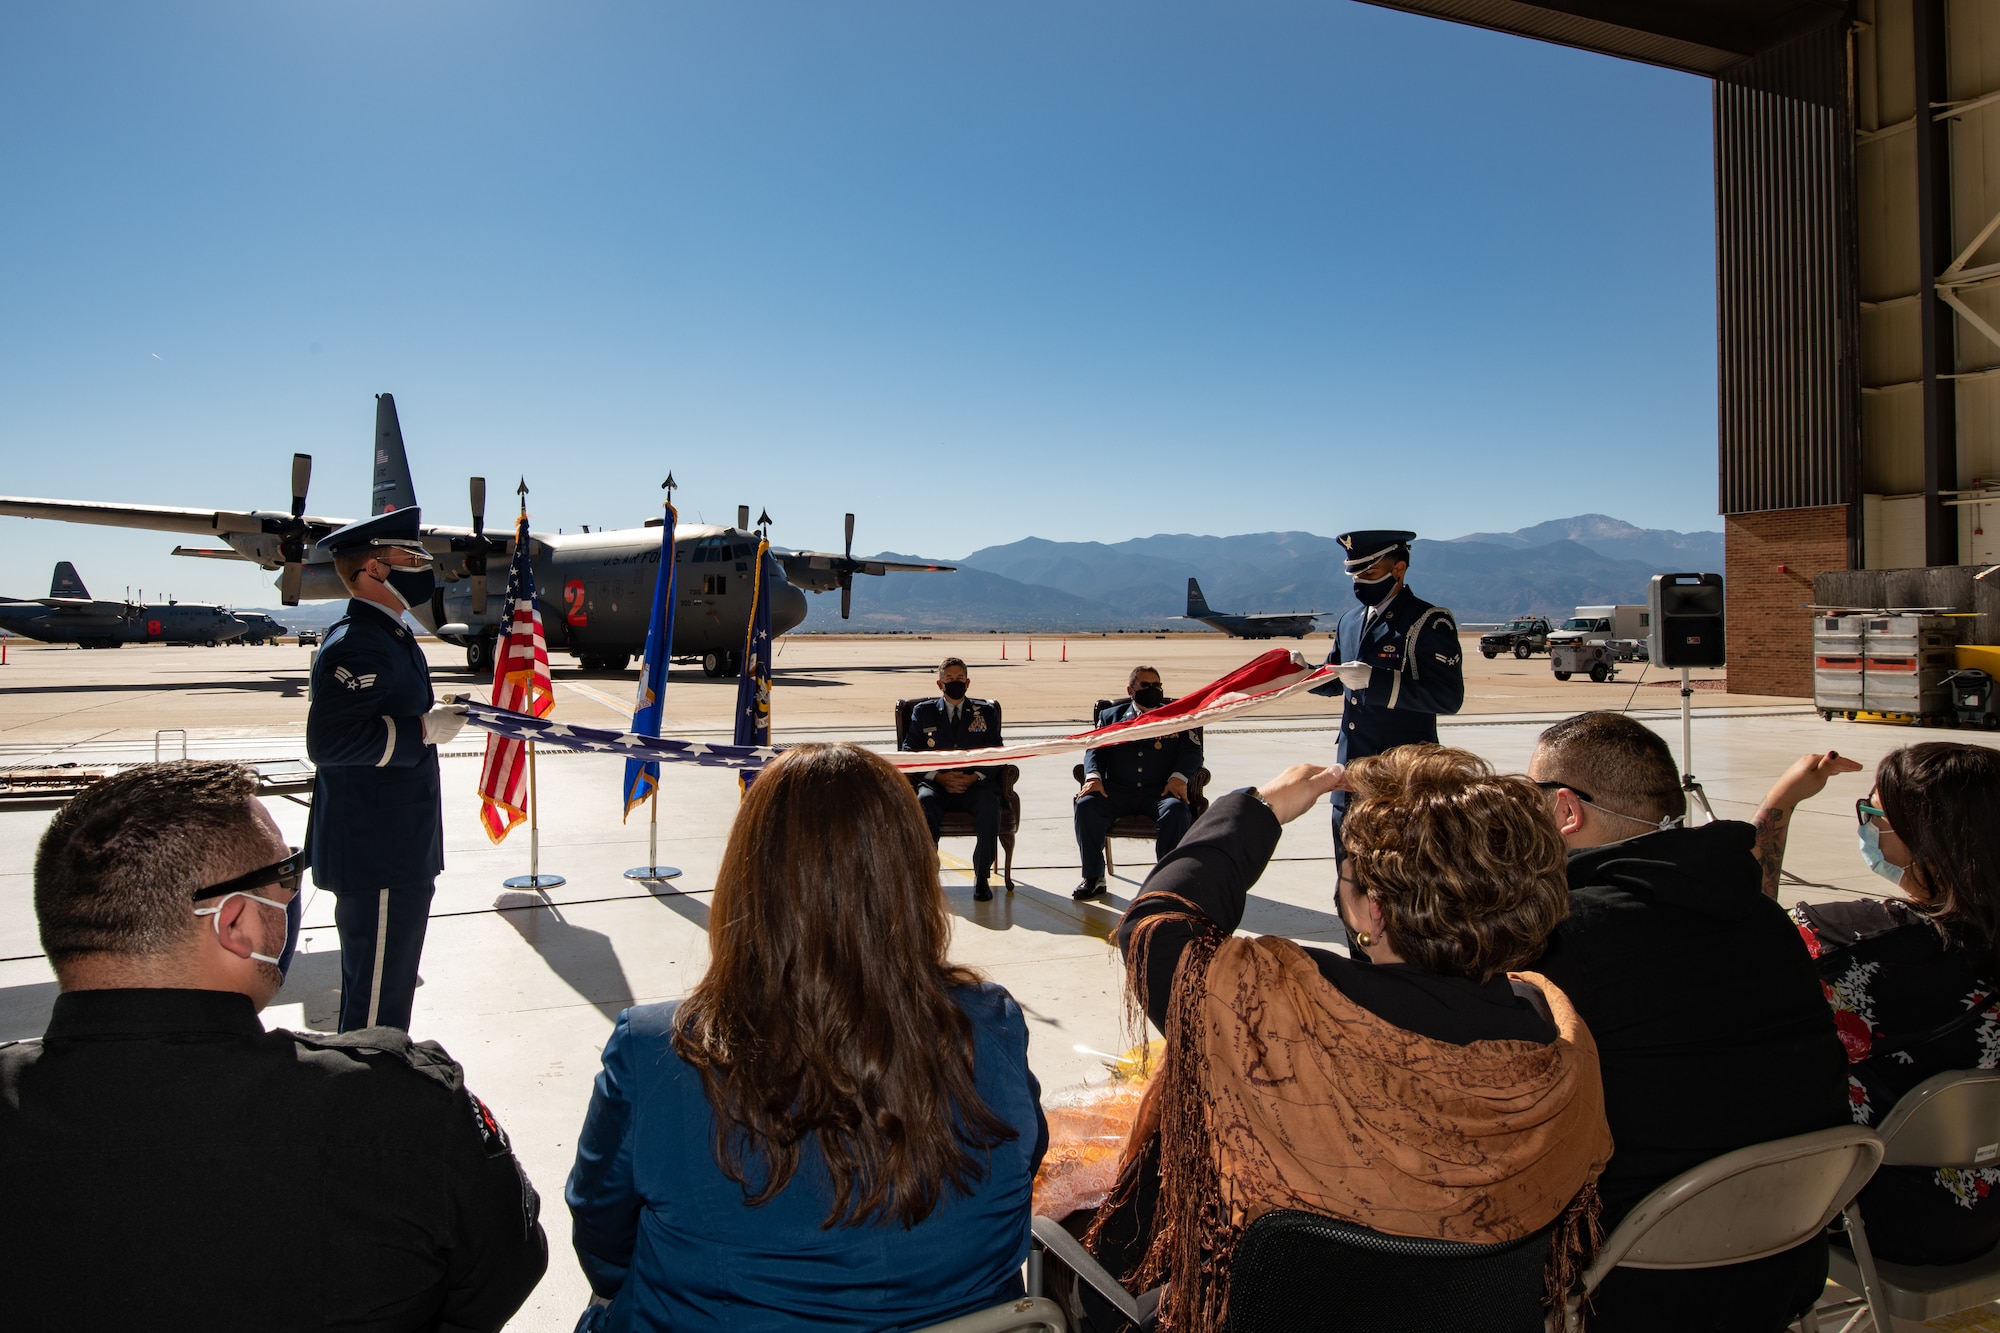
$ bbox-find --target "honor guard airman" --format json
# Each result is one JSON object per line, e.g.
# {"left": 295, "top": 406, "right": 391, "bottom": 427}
{"left": 1072, "top": 666, "right": 1203, "bottom": 901}
{"left": 305, "top": 506, "right": 467, "bottom": 1031}
{"left": 900, "top": 657, "right": 1006, "bottom": 900}
{"left": 1310, "top": 529, "right": 1464, "bottom": 836}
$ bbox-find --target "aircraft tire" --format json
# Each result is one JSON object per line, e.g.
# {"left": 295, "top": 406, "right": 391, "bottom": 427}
{"left": 466, "top": 634, "right": 494, "bottom": 675}
{"left": 702, "top": 651, "right": 723, "bottom": 677}
{"left": 724, "top": 650, "right": 741, "bottom": 677}
{"left": 1514, "top": 643, "right": 1531, "bottom": 660}
{"left": 1553, "top": 671, "right": 1572, "bottom": 681}
{"left": 606, "top": 654, "right": 631, "bottom": 672}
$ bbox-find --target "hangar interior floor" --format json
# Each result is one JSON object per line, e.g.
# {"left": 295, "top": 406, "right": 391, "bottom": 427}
{"left": 0, "top": 636, "right": 1987, "bottom": 1330}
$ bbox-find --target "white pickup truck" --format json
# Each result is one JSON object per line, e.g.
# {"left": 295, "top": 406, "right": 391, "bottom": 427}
{"left": 1549, "top": 605, "right": 1652, "bottom": 681}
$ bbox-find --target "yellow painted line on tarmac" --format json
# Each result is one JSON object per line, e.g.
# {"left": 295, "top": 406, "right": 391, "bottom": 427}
{"left": 561, "top": 680, "right": 632, "bottom": 720}
{"left": 937, "top": 847, "right": 975, "bottom": 880}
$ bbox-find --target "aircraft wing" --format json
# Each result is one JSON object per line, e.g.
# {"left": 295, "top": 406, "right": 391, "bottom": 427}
{"left": 172, "top": 546, "right": 256, "bottom": 562}
{"left": 0, "top": 497, "right": 352, "bottom": 538}
{"left": 775, "top": 551, "right": 954, "bottom": 592}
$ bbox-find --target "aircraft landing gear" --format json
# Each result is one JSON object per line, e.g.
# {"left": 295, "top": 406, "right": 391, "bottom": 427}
{"left": 700, "top": 651, "right": 742, "bottom": 678}
{"left": 578, "top": 652, "right": 631, "bottom": 673}
{"left": 702, "top": 651, "right": 722, "bottom": 678}
{"left": 466, "top": 632, "right": 496, "bottom": 675}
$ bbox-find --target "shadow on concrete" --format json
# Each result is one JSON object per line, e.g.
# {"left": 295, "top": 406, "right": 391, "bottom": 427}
{"left": 276, "top": 946, "right": 348, "bottom": 1030}
{"left": 646, "top": 881, "right": 712, "bottom": 933}
{"left": 495, "top": 891, "right": 635, "bottom": 1021}
{"left": 0, "top": 675, "right": 307, "bottom": 698}
{"left": 0, "top": 978, "right": 57, "bottom": 1041}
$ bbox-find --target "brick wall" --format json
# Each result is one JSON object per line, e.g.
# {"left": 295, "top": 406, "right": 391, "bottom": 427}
{"left": 1724, "top": 506, "right": 1850, "bottom": 696}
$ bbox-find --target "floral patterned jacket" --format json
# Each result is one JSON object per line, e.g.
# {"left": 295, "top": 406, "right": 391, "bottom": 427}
{"left": 1792, "top": 897, "right": 2000, "bottom": 1210}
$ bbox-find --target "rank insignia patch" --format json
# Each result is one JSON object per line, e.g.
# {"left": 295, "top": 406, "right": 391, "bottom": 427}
{"left": 333, "top": 665, "right": 378, "bottom": 691}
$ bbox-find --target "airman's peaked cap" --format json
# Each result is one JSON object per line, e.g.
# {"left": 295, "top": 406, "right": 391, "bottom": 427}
{"left": 1337, "top": 529, "right": 1417, "bottom": 572}
{"left": 317, "top": 506, "right": 426, "bottom": 554}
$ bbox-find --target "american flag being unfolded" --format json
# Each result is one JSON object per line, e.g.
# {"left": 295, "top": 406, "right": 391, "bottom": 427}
{"left": 453, "top": 649, "right": 1334, "bottom": 774}
{"left": 476, "top": 507, "right": 555, "bottom": 842}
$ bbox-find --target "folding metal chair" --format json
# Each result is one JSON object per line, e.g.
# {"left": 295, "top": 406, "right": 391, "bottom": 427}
{"left": 1820, "top": 1068, "right": 2000, "bottom": 1332}
{"left": 913, "top": 1295, "right": 1067, "bottom": 1333}
{"left": 1558, "top": 1125, "right": 1884, "bottom": 1332}
{"left": 1033, "top": 1208, "right": 1550, "bottom": 1332}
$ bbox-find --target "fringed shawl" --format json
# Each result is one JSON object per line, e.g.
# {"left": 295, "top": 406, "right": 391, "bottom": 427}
{"left": 1096, "top": 907, "right": 1613, "bottom": 1331}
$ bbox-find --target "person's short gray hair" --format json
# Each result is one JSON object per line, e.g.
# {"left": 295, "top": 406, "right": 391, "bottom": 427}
{"left": 34, "top": 762, "right": 272, "bottom": 966}
{"left": 1128, "top": 665, "right": 1160, "bottom": 690}
{"left": 1534, "top": 712, "right": 1685, "bottom": 825}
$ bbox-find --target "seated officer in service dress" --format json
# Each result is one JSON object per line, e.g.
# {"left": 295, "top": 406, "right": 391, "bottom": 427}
{"left": 1072, "top": 665, "right": 1202, "bottom": 902}
{"left": 0, "top": 761, "right": 546, "bottom": 1333}
{"left": 900, "top": 657, "right": 1006, "bottom": 901}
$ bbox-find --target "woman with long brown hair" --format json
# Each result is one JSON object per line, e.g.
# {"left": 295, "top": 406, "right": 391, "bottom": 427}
{"left": 1793, "top": 741, "right": 2000, "bottom": 1265}
{"left": 567, "top": 743, "right": 1048, "bottom": 1331}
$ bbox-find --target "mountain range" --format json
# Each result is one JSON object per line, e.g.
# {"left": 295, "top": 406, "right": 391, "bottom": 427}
{"left": 800, "top": 514, "right": 1723, "bottom": 631}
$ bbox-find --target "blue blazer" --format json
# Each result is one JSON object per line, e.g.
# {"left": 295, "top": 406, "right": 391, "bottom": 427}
{"left": 1310, "top": 588, "right": 1465, "bottom": 764}
{"left": 1082, "top": 700, "right": 1203, "bottom": 796}
{"left": 567, "top": 984, "right": 1048, "bottom": 1333}
{"left": 304, "top": 599, "right": 444, "bottom": 892}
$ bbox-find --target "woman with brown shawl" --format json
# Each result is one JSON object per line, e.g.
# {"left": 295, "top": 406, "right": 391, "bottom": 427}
{"left": 1085, "top": 745, "right": 1612, "bottom": 1332}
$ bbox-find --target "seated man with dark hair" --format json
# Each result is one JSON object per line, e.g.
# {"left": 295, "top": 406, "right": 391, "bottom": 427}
{"left": 0, "top": 761, "right": 547, "bottom": 1333}
{"left": 1071, "top": 665, "right": 1202, "bottom": 902}
{"left": 1527, "top": 712, "right": 1852, "bottom": 1332}
{"left": 901, "top": 656, "right": 1006, "bottom": 901}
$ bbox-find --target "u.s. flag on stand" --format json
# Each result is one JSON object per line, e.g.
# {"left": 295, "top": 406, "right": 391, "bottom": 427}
{"left": 477, "top": 508, "right": 554, "bottom": 842}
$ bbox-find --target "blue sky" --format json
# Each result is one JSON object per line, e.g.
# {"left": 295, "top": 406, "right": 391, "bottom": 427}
{"left": 0, "top": 1, "right": 1715, "bottom": 606}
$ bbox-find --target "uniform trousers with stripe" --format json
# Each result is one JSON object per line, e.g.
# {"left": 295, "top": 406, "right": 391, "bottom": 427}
{"left": 333, "top": 883, "right": 435, "bottom": 1032}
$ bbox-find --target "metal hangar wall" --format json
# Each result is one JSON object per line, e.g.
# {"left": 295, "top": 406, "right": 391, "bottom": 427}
{"left": 1364, "top": 1, "right": 2000, "bottom": 695}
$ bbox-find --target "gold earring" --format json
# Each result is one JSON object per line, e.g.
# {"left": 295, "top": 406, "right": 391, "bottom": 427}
{"left": 1353, "top": 929, "right": 1373, "bottom": 949}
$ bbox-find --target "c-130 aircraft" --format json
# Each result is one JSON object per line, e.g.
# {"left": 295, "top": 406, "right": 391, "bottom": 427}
{"left": 0, "top": 394, "right": 954, "bottom": 676}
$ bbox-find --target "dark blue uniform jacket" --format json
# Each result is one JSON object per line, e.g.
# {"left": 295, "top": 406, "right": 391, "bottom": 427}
{"left": 1310, "top": 588, "right": 1464, "bottom": 764}
{"left": 1082, "top": 700, "right": 1202, "bottom": 795}
{"left": 900, "top": 697, "right": 1003, "bottom": 773}
{"left": 306, "top": 599, "right": 444, "bottom": 892}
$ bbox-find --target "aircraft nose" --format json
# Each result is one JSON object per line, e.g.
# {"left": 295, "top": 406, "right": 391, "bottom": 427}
{"left": 772, "top": 579, "right": 809, "bottom": 635}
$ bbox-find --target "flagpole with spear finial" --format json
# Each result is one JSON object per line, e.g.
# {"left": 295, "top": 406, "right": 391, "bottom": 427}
{"left": 626, "top": 473, "right": 682, "bottom": 882}
{"left": 503, "top": 476, "right": 565, "bottom": 891}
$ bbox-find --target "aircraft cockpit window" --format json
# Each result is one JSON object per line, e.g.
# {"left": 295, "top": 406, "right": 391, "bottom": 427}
{"left": 733, "top": 544, "right": 752, "bottom": 559}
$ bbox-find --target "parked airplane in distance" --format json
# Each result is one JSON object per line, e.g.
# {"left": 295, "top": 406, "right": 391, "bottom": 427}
{"left": 0, "top": 562, "right": 251, "bottom": 648}
{"left": 229, "top": 611, "right": 292, "bottom": 644}
{"left": 0, "top": 393, "right": 954, "bottom": 677}
{"left": 1181, "top": 577, "right": 1323, "bottom": 639}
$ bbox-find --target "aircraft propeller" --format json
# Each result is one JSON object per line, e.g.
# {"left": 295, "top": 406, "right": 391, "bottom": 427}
{"left": 467, "top": 476, "right": 489, "bottom": 616}
{"left": 270, "top": 453, "right": 313, "bottom": 607}
{"left": 834, "top": 512, "right": 858, "bottom": 618}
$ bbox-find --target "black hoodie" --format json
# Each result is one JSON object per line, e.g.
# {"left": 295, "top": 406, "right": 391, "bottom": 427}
{"left": 1534, "top": 820, "right": 1849, "bottom": 1225}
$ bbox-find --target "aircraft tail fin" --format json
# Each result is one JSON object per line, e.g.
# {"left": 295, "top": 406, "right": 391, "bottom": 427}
{"left": 50, "top": 562, "right": 89, "bottom": 600}
{"left": 1186, "top": 577, "right": 1212, "bottom": 616}
{"left": 372, "top": 393, "right": 419, "bottom": 515}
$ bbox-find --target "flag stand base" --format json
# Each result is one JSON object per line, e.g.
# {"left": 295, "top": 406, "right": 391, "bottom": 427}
{"left": 504, "top": 873, "right": 567, "bottom": 889}
{"left": 624, "top": 865, "right": 681, "bottom": 881}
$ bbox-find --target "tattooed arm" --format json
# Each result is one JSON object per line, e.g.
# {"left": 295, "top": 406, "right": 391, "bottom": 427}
{"left": 1750, "top": 752, "right": 1865, "bottom": 899}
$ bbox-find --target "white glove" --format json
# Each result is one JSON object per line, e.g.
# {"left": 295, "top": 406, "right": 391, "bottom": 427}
{"left": 1335, "top": 661, "right": 1375, "bottom": 691}
{"left": 421, "top": 705, "right": 468, "bottom": 747}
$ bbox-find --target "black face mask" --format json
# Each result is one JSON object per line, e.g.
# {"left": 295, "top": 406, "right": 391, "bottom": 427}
{"left": 1352, "top": 572, "right": 1397, "bottom": 607}
{"left": 1133, "top": 684, "right": 1165, "bottom": 708}
{"left": 941, "top": 680, "right": 969, "bottom": 700}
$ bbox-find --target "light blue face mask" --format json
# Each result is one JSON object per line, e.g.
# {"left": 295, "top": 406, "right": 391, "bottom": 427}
{"left": 1858, "top": 822, "right": 1905, "bottom": 887}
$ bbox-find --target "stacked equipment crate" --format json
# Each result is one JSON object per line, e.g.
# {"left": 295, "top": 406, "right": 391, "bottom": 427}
{"left": 1812, "top": 615, "right": 1867, "bottom": 716}
{"left": 1863, "top": 615, "right": 1958, "bottom": 717}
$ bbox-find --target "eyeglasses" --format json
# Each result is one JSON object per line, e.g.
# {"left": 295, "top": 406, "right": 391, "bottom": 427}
{"left": 1856, "top": 799, "right": 1889, "bottom": 829}
{"left": 1535, "top": 780, "right": 1598, "bottom": 805}
{"left": 192, "top": 848, "right": 305, "bottom": 903}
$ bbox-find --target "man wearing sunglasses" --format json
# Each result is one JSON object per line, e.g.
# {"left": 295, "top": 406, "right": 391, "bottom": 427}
{"left": 0, "top": 761, "right": 546, "bottom": 1331}
{"left": 1526, "top": 712, "right": 1855, "bottom": 1332}
{"left": 306, "top": 506, "right": 468, "bottom": 1032}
